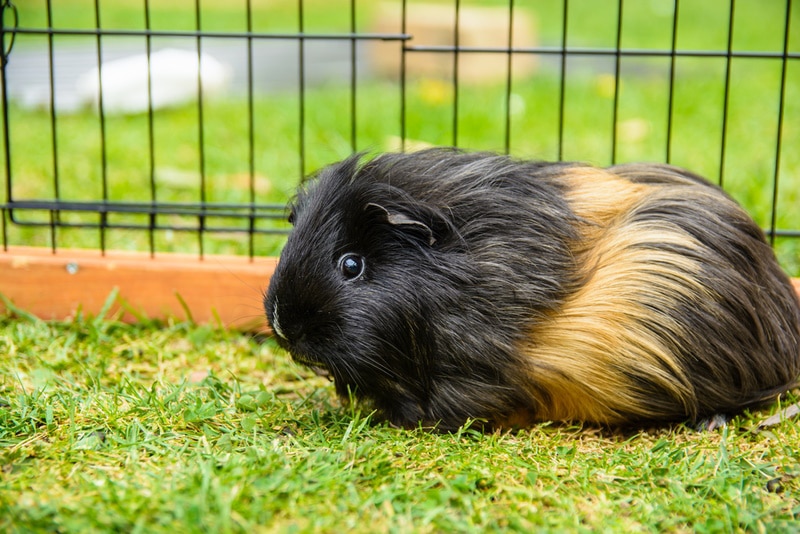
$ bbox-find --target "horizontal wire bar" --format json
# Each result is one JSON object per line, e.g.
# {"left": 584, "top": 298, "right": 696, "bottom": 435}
{"left": 405, "top": 45, "right": 800, "bottom": 60}
{"left": 12, "top": 27, "right": 794, "bottom": 59}
{"left": 765, "top": 230, "right": 800, "bottom": 239}
{"left": 2, "top": 200, "right": 288, "bottom": 219}
{"left": 7, "top": 219, "right": 290, "bottom": 235}
{"left": 8, "top": 27, "right": 411, "bottom": 41}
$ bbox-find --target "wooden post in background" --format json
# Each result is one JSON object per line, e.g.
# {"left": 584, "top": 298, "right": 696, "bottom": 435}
{"left": 0, "top": 247, "right": 275, "bottom": 332}
{"left": 0, "top": 246, "right": 798, "bottom": 333}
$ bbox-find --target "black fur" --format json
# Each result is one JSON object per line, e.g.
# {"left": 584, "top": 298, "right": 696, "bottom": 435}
{"left": 264, "top": 148, "right": 800, "bottom": 431}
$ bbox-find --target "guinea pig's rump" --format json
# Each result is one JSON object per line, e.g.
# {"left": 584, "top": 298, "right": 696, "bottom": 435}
{"left": 519, "top": 164, "right": 800, "bottom": 426}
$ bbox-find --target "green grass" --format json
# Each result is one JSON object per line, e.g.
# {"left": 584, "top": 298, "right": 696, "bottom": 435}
{"left": 1, "top": 308, "right": 799, "bottom": 533}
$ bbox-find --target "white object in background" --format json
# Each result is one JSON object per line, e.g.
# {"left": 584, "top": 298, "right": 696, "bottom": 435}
{"left": 75, "top": 48, "right": 231, "bottom": 114}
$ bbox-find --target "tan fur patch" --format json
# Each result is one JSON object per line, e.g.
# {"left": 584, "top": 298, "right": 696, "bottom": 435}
{"left": 561, "top": 168, "right": 648, "bottom": 237}
{"left": 520, "top": 168, "right": 711, "bottom": 424}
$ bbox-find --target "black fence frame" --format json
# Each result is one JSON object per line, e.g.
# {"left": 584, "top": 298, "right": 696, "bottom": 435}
{"left": 1, "top": 0, "right": 798, "bottom": 259}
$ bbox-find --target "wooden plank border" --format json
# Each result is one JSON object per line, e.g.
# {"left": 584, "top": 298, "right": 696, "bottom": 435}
{"left": 0, "top": 246, "right": 275, "bottom": 332}
{"left": 0, "top": 246, "right": 798, "bottom": 332}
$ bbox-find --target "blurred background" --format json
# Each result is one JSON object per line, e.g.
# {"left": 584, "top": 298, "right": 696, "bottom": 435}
{"left": 2, "top": 0, "right": 798, "bottom": 274}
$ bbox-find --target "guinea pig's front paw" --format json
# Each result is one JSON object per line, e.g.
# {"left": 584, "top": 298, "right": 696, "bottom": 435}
{"left": 309, "top": 365, "right": 333, "bottom": 380}
{"left": 695, "top": 413, "right": 729, "bottom": 432}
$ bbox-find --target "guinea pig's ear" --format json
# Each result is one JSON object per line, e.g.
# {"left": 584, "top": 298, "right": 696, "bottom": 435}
{"left": 366, "top": 202, "right": 437, "bottom": 247}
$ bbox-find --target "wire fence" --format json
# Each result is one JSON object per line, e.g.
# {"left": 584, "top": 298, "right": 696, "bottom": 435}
{"left": 1, "top": 0, "right": 798, "bottom": 272}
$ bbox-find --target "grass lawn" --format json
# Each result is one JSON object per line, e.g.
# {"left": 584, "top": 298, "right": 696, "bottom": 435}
{"left": 0, "top": 309, "right": 799, "bottom": 533}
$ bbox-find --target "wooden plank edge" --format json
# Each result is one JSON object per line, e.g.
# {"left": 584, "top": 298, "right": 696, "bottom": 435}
{"left": 1, "top": 246, "right": 799, "bottom": 333}
{"left": 0, "top": 246, "right": 275, "bottom": 333}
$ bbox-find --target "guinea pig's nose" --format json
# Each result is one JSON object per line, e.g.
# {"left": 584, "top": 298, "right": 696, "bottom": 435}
{"left": 269, "top": 298, "right": 320, "bottom": 346}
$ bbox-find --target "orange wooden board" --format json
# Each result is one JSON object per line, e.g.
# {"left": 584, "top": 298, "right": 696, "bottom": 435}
{"left": 0, "top": 246, "right": 798, "bottom": 332}
{"left": 0, "top": 246, "right": 276, "bottom": 332}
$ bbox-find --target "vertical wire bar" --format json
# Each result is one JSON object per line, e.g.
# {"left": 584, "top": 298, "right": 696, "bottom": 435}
{"left": 610, "top": 0, "right": 624, "bottom": 164}
{"left": 665, "top": 0, "right": 680, "bottom": 164}
{"left": 45, "top": 0, "right": 59, "bottom": 252}
{"left": 0, "top": 0, "right": 12, "bottom": 249}
{"left": 0, "top": 2, "right": 12, "bottom": 251}
{"left": 194, "top": 0, "right": 206, "bottom": 259}
{"left": 400, "top": 0, "right": 407, "bottom": 151}
{"left": 144, "top": 0, "right": 157, "bottom": 257}
{"left": 349, "top": 0, "right": 357, "bottom": 151}
{"left": 718, "top": 0, "right": 735, "bottom": 187}
{"left": 768, "top": 0, "right": 792, "bottom": 246}
{"left": 1, "top": 1, "right": 15, "bottom": 217}
{"left": 298, "top": 0, "right": 306, "bottom": 178}
{"left": 503, "top": 0, "right": 515, "bottom": 154}
{"left": 557, "top": 0, "right": 568, "bottom": 161}
{"left": 451, "top": 0, "right": 460, "bottom": 147}
{"left": 49, "top": 210, "right": 56, "bottom": 251}
{"left": 246, "top": 0, "right": 256, "bottom": 260}
{"left": 1, "top": 208, "right": 6, "bottom": 251}
{"left": 93, "top": 0, "right": 108, "bottom": 255}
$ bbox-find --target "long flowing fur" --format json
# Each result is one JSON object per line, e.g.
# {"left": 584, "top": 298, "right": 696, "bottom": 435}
{"left": 265, "top": 149, "right": 800, "bottom": 431}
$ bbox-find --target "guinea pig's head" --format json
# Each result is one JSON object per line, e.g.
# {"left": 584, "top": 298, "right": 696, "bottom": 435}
{"left": 264, "top": 153, "right": 462, "bottom": 426}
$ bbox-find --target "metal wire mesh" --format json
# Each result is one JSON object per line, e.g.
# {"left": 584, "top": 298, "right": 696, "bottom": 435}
{"left": 1, "top": 0, "right": 798, "bottom": 271}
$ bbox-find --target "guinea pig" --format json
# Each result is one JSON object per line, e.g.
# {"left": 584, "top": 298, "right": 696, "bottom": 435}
{"left": 264, "top": 148, "right": 800, "bottom": 431}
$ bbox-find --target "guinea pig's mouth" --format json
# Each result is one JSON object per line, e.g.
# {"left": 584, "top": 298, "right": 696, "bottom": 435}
{"left": 291, "top": 354, "right": 332, "bottom": 379}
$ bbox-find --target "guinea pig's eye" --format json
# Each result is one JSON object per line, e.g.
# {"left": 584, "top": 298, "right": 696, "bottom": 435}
{"left": 338, "top": 253, "right": 366, "bottom": 280}
{"left": 287, "top": 209, "right": 296, "bottom": 225}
